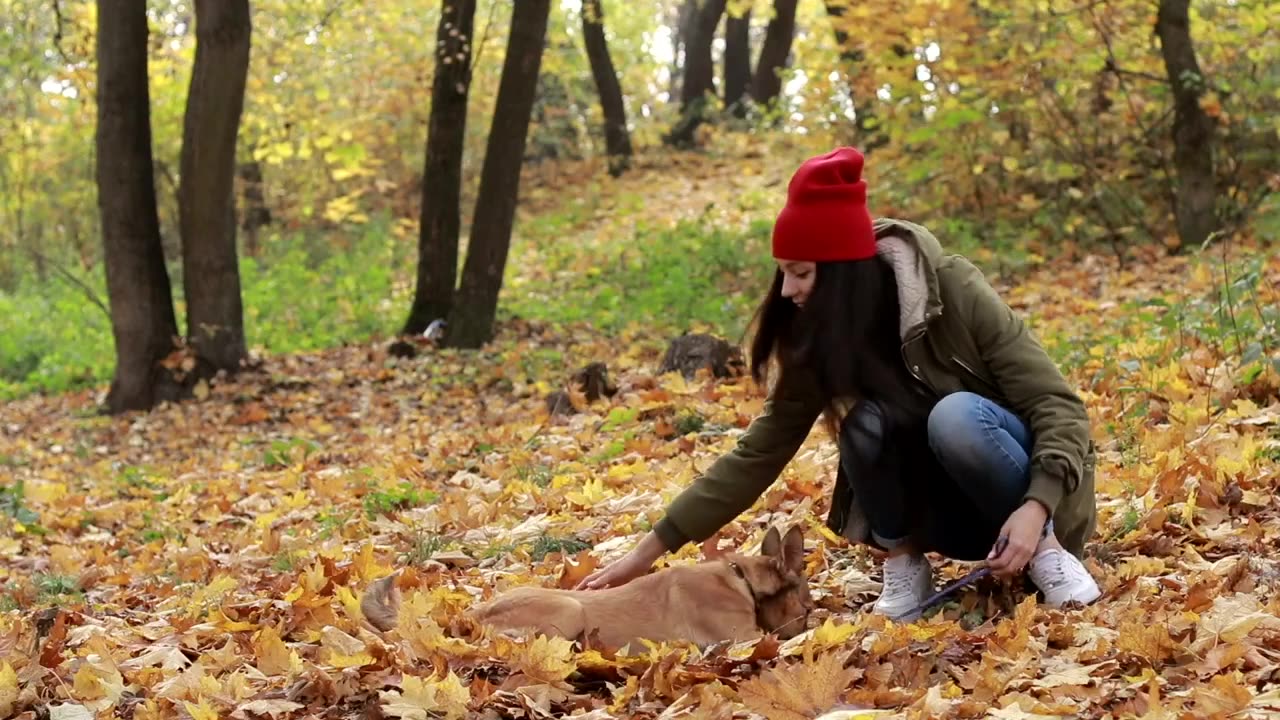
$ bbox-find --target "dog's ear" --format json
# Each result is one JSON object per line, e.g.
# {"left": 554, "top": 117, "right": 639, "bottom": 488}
{"left": 760, "top": 526, "right": 783, "bottom": 559}
{"left": 781, "top": 524, "right": 805, "bottom": 574}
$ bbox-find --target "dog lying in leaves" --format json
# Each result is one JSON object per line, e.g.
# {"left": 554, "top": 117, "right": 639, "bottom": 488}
{"left": 361, "top": 524, "right": 813, "bottom": 648}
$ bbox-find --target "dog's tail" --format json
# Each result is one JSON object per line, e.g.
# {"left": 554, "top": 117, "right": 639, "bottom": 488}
{"left": 360, "top": 572, "right": 402, "bottom": 632}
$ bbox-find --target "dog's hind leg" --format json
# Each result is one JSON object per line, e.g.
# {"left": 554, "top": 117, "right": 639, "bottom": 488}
{"left": 471, "top": 591, "right": 588, "bottom": 642}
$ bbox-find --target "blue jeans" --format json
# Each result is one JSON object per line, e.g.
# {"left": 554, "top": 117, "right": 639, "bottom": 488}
{"left": 838, "top": 391, "right": 1047, "bottom": 561}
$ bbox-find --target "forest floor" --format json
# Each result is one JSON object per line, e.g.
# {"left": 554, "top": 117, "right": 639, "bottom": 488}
{"left": 3, "top": 147, "right": 1280, "bottom": 719}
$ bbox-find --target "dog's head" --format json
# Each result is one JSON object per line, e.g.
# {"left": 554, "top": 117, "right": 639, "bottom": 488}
{"left": 733, "top": 524, "right": 813, "bottom": 640}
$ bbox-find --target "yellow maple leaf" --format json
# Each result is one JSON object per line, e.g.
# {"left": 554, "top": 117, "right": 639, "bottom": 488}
{"left": 181, "top": 696, "right": 221, "bottom": 720}
{"left": 353, "top": 542, "right": 392, "bottom": 582}
{"left": 253, "top": 627, "right": 302, "bottom": 677}
{"left": 380, "top": 673, "right": 470, "bottom": 720}
{"left": 0, "top": 663, "right": 18, "bottom": 718}
{"left": 609, "top": 675, "right": 640, "bottom": 713}
{"left": 72, "top": 664, "right": 106, "bottom": 701}
{"left": 1192, "top": 674, "right": 1253, "bottom": 716}
{"left": 208, "top": 608, "right": 256, "bottom": 632}
{"left": 738, "top": 650, "right": 858, "bottom": 720}
{"left": 329, "top": 650, "right": 375, "bottom": 668}
{"left": 566, "top": 476, "right": 607, "bottom": 507}
{"left": 498, "top": 634, "right": 578, "bottom": 685}
{"left": 71, "top": 642, "right": 128, "bottom": 710}
{"left": 321, "top": 625, "right": 374, "bottom": 668}
{"left": 808, "top": 618, "right": 859, "bottom": 652}
{"left": 254, "top": 510, "right": 281, "bottom": 530}
{"left": 1182, "top": 482, "right": 1198, "bottom": 527}
{"left": 185, "top": 575, "right": 238, "bottom": 615}
{"left": 335, "top": 585, "right": 365, "bottom": 625}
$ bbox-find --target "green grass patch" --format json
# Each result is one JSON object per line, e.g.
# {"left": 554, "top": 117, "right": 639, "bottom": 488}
{"left": 504, "top": 215, "right": 776, "bottom": 339}
{"left": 0, "top": 215, "right": 406, "bottom": 401}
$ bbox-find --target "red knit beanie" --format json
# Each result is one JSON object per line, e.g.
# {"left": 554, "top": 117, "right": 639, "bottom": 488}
{"left": 771, "top": 147, "right": 876, "bottom": 262}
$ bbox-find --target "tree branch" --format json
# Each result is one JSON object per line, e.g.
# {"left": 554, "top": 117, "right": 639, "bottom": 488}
{"left": 19, "top": 245, "right": 111, "bottom": 319}
{"left": 469, "top": 0, "right": 501, "bottom": 77}
{"left": 1103, "top": 60, "right": 1168, "bottom": 85}
{"left": 1088, "top": 6, "right": 1180, "bottom": 214}
{"left": 50, "top": 0, "right": 75, "bottom": 66}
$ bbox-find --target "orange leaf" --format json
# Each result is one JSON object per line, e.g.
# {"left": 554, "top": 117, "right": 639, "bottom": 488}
{"left": 737, "top": 650, "right": 858, "bottom": 720}
{"left": 555, "top": 551, "right": 599, "bottom": 589}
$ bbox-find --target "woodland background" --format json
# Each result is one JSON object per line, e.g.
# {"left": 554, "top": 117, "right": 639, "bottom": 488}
{"left": 2, "top": 0, "right": 1280, "bottom": 718}
{"left": 0, "top": 0, "right": 1275, "bottom": 406}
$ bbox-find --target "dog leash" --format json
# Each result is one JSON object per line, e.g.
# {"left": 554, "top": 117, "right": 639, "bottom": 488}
{"left": 902, "top": 535, "right": 1008, "bottom": 618}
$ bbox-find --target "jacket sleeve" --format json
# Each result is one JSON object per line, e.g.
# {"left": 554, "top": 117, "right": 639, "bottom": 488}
{"left": 954, "top": 259, "right": 1092, "bottom": 515}
{"left": 653, "top": 369, "right": 823, "bottom": 551}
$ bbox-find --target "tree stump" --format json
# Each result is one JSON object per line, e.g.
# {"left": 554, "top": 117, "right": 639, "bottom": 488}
{"left": 658, "top": 333, "right": 745, "bottom": 379}
{"left": 545, "top": 361, "right": 619, "bottom": 416}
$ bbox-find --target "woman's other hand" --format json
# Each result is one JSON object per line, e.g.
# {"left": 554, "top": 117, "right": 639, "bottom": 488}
{"left": 575, "top": 531, "right": 666, "bottom": 590}
{"left": 987, "top": 500, "right": 1048, "bottom": 578}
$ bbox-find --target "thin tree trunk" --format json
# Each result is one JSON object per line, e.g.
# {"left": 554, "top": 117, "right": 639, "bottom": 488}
{"left": 680, "top": 0, "right": 726, "bottom": 106}
{"left": 752, "top": 0, "right": 798, "bottom": 106}
{"left": 96, "top": 0, "right": 182, "bottom": 413}
{"left": 724, "top": 6, "right": 751, "bottom": 115}
{"left": 582, "top": 0, "right": 632, "bottom": 176}
{"left": 237, "top": 161, "right": 270, "bottom": 258}
{"left": 666, "top": 0, "right": 727, "bottom": 147}
{"left": 822, "top": 0, "right": 885, "bottom": 149}
{"left": 1155, "top": 0, "right": 1217, "bottom": 250}
{"left": 179, "top": 0, "right": 251, "bottom": 373}
{"left": 671, "top": 0, "right": 697, "bottom": 101}
{"left": 403, "top": 0, "right": 476, "bottom": 335}
{"left": 445, "top": 0, "right": 551, "bottom": 349}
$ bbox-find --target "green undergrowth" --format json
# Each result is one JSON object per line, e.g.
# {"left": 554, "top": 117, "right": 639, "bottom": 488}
{"left": 2, "top": 194, "right": 1275, "bottom": 403}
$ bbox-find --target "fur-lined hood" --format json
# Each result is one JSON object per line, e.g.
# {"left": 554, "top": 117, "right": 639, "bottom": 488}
{"left": 872, "top": 217, "right": 946, "bottom": 341}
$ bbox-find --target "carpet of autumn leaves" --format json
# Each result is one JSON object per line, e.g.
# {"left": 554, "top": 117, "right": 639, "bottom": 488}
{"left": 3, "top": 156, "right": 1280, "bottom": 720}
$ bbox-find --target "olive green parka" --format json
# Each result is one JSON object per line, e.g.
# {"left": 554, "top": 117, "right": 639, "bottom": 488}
{"left": 653, "top": 218, "right": 1097, "bottom": 558}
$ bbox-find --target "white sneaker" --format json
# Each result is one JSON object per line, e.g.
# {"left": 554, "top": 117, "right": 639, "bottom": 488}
{"left": 873, "top": 553, "right": 933, "bottom": 621}
{"left": 1029, "top": 547, "right": 1102, "bottom": 608}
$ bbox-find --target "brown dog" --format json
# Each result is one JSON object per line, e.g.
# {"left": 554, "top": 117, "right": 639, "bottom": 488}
{"left": 361, "top": 524, "right": 813, "bottom": 649}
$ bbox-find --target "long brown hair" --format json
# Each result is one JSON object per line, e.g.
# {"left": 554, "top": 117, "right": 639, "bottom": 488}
{"left": 747, "top": 257, "right": 936, "bottom": 440}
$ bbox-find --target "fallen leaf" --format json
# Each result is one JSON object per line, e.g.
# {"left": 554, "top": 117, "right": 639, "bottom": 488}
{"left": 380, "top": 672, "right": 471, "bottom": 720}
{"left": 738, "top": 650, "right": 858, "bottom": 720}
{"left": 48, "top": 703, "right": 94, "bottom": 720}
{"left": 0, "top": 663, "right": 16, "bottom": 718}
{"left": 320, "top": 624, "right": 367, "bottom": 656}
{"left": 231, "top": 699, "right": 306, "bottom": 719}
{"left": 183, "top": 695, "right": 221, "bottom": 720}
{"left": 1192, "top": 674, "right": 1253, "bottom": 716}
{"left": 555, "top": 550, "right": 599, "bottom": 589}
{"left": 504, "top": 635, "right": 579, "bottom": 686}
{"left": 253, "top": 627, "right": 302, "bottom": 677}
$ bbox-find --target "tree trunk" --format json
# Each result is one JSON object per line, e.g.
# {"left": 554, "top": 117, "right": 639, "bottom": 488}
{"left": 403, "top": 0, "right": 476, "bottom": 335}
{"left": 1155, "top": 0, "right": 1217, "bottom": 250}
{"left": 671, "top": 0, "right": 698, "bottom": 101}
{"left": 752, "top": 0, "right": 798, "bottom": 106}
{"left": 582, "top": 0, "right": 632, "bottom": 177}
{"left": 96, "top": 0, "right": 182, "bottom": 413}
{"left": 179, "top": 0, "right": 251, "bottom": 373}
{"left": 680, "top": 0, "right": 726, "bottom": 107}
{"left": 822, "top": 0, "right": 885, "bottom": 149}
{"left": 237, "top": 161, "right": 271, "bottom": 259}
{"left": 445, "top": 0, "right": 551, "bottom": 349}
{"left": 724, "top": 6, "right": 752, "bottom": 115}
{"left": 666, "top": 0, "right": 727, "bottom": 147}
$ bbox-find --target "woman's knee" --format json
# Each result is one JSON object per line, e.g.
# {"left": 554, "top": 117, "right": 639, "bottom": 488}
{"left": 927, "top": 392, "right": 988, "bottom": 465}
{"left": 928, "top": 391, "right": 982, "bottom": 439}
{"left": 928, "top": 391, "right": 1031, "bottom": 486}
{"left": 839, "top": 400, "right": 886, "bottom": 461}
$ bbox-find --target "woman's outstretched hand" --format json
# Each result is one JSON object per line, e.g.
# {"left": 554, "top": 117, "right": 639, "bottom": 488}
{"left": 575, "top": 531, "right": 667, "bottom": 590}
{"left": 987, "top": 500, "right": 1048, "bottom": 578}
